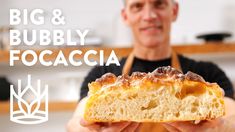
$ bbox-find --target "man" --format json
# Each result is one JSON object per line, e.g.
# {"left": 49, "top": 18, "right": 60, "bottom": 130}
{"left": 67, "top": 0, "right": 235, "bottom": 131}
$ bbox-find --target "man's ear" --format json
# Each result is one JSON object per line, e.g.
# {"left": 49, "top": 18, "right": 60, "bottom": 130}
{"left": 172, "top": 2, "right": 179, "bottom": 22}
{"left": 121, "top": 9, "right": 130, "bottom": 26}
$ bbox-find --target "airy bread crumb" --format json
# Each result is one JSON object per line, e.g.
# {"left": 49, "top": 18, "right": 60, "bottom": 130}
{"left": 84, "top": 66, "right": 225, "bottom": 122}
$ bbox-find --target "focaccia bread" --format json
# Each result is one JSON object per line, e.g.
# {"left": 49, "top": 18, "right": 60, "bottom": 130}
{"left": 84, "top": 66, "right": 225, "bottom": 122}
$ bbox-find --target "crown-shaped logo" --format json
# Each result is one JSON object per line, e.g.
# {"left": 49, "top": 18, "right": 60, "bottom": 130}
{"left": 10, "top": 75, "right": 48, "bottom": 124}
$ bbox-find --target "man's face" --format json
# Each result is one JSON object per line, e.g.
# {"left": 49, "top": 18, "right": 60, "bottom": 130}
{"left": 122, "top": 0, "right": 178, "bottom": 47}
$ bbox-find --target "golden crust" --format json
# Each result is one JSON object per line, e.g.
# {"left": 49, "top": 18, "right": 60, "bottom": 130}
{"left": 85, "top": 66, "right": 225, "bottom": 122}
{"left": 88, "top": 66, "right": 223, "bottom": 98}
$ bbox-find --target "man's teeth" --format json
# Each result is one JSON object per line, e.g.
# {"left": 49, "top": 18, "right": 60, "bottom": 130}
{"left": 145, "top": 26, "right": 161, "bottom": 30}
{"left": 147, "top": 27, "right": 157, "bottom": 29}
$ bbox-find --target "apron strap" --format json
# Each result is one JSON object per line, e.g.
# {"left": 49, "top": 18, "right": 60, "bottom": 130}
{"left": 122, "top": 51, "right": 134, "bottom": 75}
{"left": 171, "top": 49, "right": 182, "bottom": 72}
{"left": 122, "top": 48, "right": 182, "bottom": 75}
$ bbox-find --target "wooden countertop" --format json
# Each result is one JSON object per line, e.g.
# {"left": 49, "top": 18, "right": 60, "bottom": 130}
{"left": 0, "top": 101, "right": 77, "bottom": 114}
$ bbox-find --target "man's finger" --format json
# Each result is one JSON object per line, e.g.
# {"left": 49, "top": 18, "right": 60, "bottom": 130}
{"left": 162, "top": 123, "right": 180, "bottom": 132}
{"left": 122, "top": 122, "right": 140, "bottom": 132}
{"left": 80, "top": 118, "right": 95, "bottom": 126}
{"left": 102, "top": 122, "right": 131, "bottom": 132}
{"left": 220, "top": 88, "right": 225, "bottom": 96}
{"left": 165, "top": 121, "right": 196, "bottom": 132}
{"left": 79, "top": 118, "right": 102, "bottom": 131}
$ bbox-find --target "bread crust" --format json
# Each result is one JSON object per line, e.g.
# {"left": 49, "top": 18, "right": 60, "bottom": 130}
{"left": 84, "top": 66, "right": 225, "bottom": 122}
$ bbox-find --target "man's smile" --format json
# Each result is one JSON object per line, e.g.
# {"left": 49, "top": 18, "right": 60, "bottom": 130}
{"left": 139, "top": 24, "right": 163, "bottom": 34}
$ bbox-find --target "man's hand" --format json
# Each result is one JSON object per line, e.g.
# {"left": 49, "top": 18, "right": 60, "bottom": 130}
{"left": 162, "top": 119, "right": 223, "bottom": 132}
{"left": 80, "top": 119, "right": 140, "bottom": 132}
{"left": 163, "top": 117, "right": 235, "bottom": 132}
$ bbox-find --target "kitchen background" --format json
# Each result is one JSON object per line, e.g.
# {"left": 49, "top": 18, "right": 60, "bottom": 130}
{"left": 0, "top": 0, "right": 235, "bottom": 132}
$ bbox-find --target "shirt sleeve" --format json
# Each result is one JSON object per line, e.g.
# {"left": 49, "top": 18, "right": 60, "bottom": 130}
{"left": 79, "top": 66, "right": 106, "bottom": 100}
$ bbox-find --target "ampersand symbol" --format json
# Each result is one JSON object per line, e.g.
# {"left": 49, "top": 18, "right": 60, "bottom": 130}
{"left": 51, "top": 9, "right": 65, "bottom": 25}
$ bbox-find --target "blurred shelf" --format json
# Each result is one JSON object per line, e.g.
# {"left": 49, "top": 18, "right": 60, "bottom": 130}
{"left": 0, "top": 43, "right": 235, "bottom": 63}
{"left": 173, "top": 43, "right": 235, "bottom": 54}
{"left": 0, "top": 101, "right": 77, "bottom": 114}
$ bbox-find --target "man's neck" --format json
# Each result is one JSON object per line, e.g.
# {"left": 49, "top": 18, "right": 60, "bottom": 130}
{"left": 133, "top": 43, "right": 172, "bottom": 61}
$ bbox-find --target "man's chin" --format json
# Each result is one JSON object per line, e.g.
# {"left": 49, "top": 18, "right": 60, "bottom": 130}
{"left": 140, "top": 39, "right": 164, "bottom": 48}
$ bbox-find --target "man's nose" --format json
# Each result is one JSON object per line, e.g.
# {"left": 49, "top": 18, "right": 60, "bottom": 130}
{"left": 142, "top": 6, "right": 157, "bottom": 21}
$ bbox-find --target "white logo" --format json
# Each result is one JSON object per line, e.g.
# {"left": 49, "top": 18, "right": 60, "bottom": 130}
{"left": 10, "top": 75, "right": 48, "bottom": 124}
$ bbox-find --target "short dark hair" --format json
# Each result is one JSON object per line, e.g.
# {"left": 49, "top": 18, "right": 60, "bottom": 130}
{"left": 123, "top": 0, "right": 176, "bottom": 5}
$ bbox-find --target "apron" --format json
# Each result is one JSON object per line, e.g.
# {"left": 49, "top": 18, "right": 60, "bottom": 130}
{"left": 122, "top": 50, "right": 182, "bottom": 132}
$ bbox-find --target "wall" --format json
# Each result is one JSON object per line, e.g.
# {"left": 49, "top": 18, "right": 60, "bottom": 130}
{"left": 172, "top": 0, "right": 235, "bottom": 43}
{"left": 1, "top": 0, "right": 235, "bottom": 45}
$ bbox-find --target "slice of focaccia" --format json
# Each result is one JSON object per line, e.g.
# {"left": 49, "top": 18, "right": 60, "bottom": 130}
{"left": 84, "top": 66, "right": 225, "bottom": 122}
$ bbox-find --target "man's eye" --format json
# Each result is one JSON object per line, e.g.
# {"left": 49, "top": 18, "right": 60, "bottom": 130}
{"left": 131, "top": 3, "right": 143, "bottom": 12}
{"left": 153, "top": 0, "right": 167, "bottom": 9}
